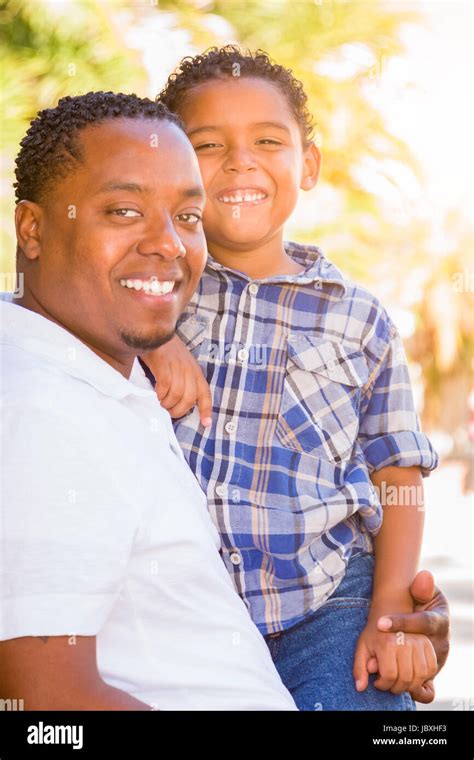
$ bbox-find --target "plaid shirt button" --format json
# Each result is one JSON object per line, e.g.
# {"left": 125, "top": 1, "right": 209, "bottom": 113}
{"left": 215, "top": 485, "right": 227, "bottom": 497}
{"left": 248, "top": 284, "right": 259, "bottom": 295}
{"left": 230, "top": 552, "right": 242, "bottom": 565}
{"left": 225, "top": 421, "right": 237, "bottom": 434}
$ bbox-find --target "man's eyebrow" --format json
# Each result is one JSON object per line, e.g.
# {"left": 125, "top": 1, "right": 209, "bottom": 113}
{"left": 95, "top": 182, "right": 205, "bottom": 199}
{"left": 181, "top": 186, "right": 206, "bottom": 199}
{"left": 96, "top": 181, "right": 147, "bottom": 194}
{"left": 187, "top": 121, "right": 292, "bottom": 137}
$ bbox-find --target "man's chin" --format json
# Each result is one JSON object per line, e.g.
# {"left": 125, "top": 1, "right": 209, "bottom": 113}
{"left": 119, "top": 328, "right": 176, "bottom": 352}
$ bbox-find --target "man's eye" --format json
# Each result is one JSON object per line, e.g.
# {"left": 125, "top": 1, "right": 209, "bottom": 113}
{"left": 109, "top": 208, "right": 142, "bottom": 218}
{"left": 256, "top": 139, "right": 282, "bottom": 146}
{"left": 176, "top": 213, "right": 202, "bottom": 225}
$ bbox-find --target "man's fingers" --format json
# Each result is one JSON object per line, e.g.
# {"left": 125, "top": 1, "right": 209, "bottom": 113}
{"left": 409, "top": 679, "right": 435, "bottom": 704}
{"left": 353, "top": 640, "right": 370, "bottom": 692}
{"left": 409, "top": 569, "right": 435, "bottom": 605}
{"left": 196, "top": 377, "right": 213, "bottom": 427}
{"left": 377, "top": 611, "right": 443, "bottom": 637}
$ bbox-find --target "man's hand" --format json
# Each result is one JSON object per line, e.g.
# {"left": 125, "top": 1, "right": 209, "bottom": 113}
{"left": 369, "top": 571, "right": 450, "bottom": 703}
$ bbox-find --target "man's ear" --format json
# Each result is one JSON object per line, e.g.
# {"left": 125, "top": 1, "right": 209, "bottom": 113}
{"left": 15, "top": 200, "right": 43, "bottom": 261}
{"left": 300, "top": 142, "right": 321, "bottom": 191}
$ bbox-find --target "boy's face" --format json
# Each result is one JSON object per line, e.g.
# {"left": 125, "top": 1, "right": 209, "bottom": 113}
{"left": 179, "top": 77, "right": 319, "bottom": 253}
{"left": 17, "top": 118, "right": 207, "bottom": 361}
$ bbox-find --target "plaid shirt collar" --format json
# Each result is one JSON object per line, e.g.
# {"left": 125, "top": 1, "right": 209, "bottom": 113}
{"left": 205, "top": 241, "right": 347, "bottom": 295}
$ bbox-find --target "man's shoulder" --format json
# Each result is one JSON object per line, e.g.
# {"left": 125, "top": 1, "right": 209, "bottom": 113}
{"left": 1, "top": 343, "right": 111, "bottom": 449}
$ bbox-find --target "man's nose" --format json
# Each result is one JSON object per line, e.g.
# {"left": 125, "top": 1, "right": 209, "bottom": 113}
{"left": 136, "top": 219, "right": 186, "bottom": 259}
{"left": 222, "top": 146, "right": 257, "bottom": 174}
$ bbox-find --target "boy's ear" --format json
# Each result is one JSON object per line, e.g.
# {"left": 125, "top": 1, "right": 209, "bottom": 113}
{"left": 300, "top": 142, "right": 321, "bottom": 191}
{"left": 15, "top": 201, "right": 43, "bottom": 261}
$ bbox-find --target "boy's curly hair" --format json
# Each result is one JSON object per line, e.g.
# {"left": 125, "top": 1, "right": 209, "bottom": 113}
{"left": 14, "top": 91, "right": 184, "bottom": 204}
{"left": 159, "top": 45, "right": 314, "bottom": 146}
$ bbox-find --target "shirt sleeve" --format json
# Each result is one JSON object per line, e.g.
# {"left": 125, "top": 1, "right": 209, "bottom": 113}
{"left": 0, "top": 403, "right": 137, "bottom": 641}
{"left": 357, "top": 319, "right": 439, "bottom": 476}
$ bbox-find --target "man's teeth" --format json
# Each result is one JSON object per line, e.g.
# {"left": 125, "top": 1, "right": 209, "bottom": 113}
{"left": 119, "top": 278, "right": 175, "bottom": 296}
{"left": 218, "top": 190, "right": 267, "bottom": 203}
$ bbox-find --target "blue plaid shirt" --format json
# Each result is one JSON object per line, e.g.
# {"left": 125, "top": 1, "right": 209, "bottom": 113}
{"left": 173, "top": 242, "right": 438, "bottom": 636}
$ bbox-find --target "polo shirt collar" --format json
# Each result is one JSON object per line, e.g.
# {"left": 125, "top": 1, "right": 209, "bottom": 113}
{"left": 0, "top": 299, "right": 154, "bottom": 400}
{"left": 205, "top": 241, "right": 347, "bottom": 295}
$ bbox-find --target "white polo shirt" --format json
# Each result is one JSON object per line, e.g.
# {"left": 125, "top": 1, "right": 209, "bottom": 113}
{"left": 0, "top": 299, "right": 296, "bottom": 711}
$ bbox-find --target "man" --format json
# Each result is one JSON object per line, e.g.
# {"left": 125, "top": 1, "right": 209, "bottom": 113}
{"left": 0, "top": 92, "right": 295, "bottom": 710}
{"left": 0, "top": 93, "right": 449, "bottom": 710}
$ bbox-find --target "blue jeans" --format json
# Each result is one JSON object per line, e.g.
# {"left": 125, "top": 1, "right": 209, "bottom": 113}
{"left": 265, "top": 551, "right": 416, "bottom": 711}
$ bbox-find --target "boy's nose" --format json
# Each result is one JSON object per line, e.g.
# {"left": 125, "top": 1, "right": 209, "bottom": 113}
{"left": 223, "top": 148, "right": 257, "bottom": 174}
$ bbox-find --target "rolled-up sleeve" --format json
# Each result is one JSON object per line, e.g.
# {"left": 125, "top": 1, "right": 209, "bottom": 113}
{"left": 357, "top": 322, "right": 439, "bottom": 476}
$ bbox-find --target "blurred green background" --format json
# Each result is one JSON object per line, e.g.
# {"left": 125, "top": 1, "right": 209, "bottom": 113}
{"left": 1, "top": 0, "right": 473, "bottom": 708}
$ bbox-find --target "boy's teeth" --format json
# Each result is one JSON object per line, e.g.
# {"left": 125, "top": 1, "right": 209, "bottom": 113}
{"left": 219, "top": 190, "right": 267, "bottom": 203}
{"left": 119, "top": 278, "right": 175, "bottom": 296}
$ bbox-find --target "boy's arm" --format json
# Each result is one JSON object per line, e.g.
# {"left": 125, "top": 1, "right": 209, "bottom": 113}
{"left": 352, "top": 465, "right": 438, "bottom": 698}
{"left": 369, "top": 464, "right": 424, "bottom": 621}
{"left": 0, "top": 636, "right": 150, "bottom": 710}
{"left": 142, "top": 334, "right": 213, "bottom": 425}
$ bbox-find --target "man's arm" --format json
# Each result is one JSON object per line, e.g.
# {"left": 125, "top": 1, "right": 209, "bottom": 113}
{"left": 0, "top": 636, "right": 150, "bottom": 710}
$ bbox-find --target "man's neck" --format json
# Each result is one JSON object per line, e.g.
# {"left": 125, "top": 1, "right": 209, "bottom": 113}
{"left": 208, "top": 237, "right": 304, "bottom": 280}
{"left": 16, "top": 290, "right": 134, "bottom": 379}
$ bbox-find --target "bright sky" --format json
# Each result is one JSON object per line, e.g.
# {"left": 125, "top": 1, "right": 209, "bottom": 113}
{"left": 123, "top": 0, "right": 473, "bottom": 221}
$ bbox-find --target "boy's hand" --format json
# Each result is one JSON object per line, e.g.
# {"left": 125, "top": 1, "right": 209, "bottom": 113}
{"left": 353, "top": 622, "right": 437, "bottom": 698}
{"left": 142, "top": 335, "right": 213, "bottom": 426}
{"left": 371, "top": 571, "right": 450, "bottom": 703}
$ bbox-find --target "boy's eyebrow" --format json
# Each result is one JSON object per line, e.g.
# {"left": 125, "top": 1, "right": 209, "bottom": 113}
{"left": 95, "top": 181, "right": 205, "bottom": 199}
{"left": 252, "top": 121, "right": 292, "bottom": 134}
{"left": 187, "top": 121, "right": 292, "bottom": 137}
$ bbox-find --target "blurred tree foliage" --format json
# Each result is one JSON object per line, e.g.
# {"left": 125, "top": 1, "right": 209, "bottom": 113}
{"left": 0, "top": 0, "right": 147, "bottom": 268}
{"left": 1, "top": 0, "right": 471, "bottom": 438}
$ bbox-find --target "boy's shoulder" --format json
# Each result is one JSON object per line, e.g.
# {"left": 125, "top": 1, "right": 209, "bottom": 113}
{"left": 285, "top": 241, "right": 398, "bottom": 344}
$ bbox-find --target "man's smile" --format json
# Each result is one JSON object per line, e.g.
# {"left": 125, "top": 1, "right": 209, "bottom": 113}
{"left": 119, "top": 275, "right": 177, "bottom": 296}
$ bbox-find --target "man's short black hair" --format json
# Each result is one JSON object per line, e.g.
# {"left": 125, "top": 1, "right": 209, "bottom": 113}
{"left": 14, "top": 91, "right": 184, "bottom": 204}
{"left": 158, "top": 45, "right": 314, "bottom": 147}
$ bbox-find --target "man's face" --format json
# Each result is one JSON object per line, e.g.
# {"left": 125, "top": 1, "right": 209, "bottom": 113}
{"left": 28, "top": 118, "right": 206, "bottom": 359}
{"left": 179, "top": 77, "right": 309, "bottom": 253}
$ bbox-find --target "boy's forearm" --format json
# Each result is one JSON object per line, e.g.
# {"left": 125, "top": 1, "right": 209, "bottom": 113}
{"left": 368, "top": 465, "right": 425, "bottom": 620}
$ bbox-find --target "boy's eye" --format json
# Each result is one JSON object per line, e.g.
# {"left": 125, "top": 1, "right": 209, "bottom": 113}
{"left": 194, "top": 142, "right": 222, "bottom": 150}
{"left": 108, "top": 208, "right": 142, "bottom": 218}
{"left": 256, "top": 139, "right": 282, "bottom": 146}
{"left": 176, "top": 212, "right": 202, "bottom": 225}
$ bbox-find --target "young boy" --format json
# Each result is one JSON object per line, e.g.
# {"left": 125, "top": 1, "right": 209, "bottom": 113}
{"left": 143, "top": 47, "right": 439, "bottom": 710}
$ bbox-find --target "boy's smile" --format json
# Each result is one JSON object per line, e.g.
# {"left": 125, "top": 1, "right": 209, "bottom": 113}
{"left": 179, "top": 77, "right": 319, "bottom": 262}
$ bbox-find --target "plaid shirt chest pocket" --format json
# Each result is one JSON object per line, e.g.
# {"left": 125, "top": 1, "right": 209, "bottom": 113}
{"left": 176, "top": 314, "right": 210, "bottom": 356}
{"left": 276, "top": 336, "right": 369, "bottom": 464}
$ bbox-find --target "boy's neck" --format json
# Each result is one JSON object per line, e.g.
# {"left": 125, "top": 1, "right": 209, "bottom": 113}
{"left": 208, "top": 237, "right": 305, "bottom": 280}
